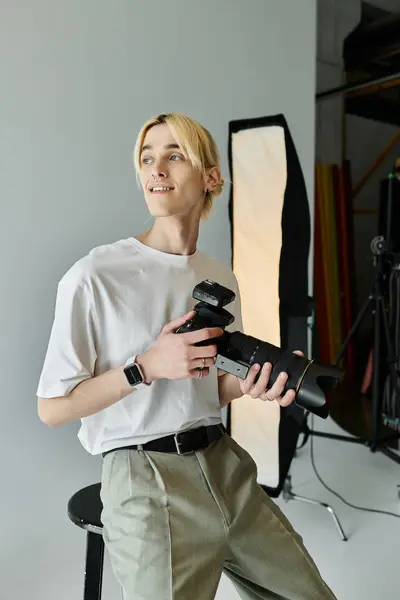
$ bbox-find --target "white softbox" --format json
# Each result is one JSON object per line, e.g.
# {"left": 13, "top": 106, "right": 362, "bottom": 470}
{"left": 227, "top": 114, "right": 310, "bottom": 496}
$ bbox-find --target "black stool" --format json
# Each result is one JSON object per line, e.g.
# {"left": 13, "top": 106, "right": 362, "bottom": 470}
{"left": 67, "top": 483, "right": 104, "bottom": 600}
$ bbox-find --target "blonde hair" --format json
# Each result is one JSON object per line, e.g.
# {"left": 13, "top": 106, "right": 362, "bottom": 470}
{"left": 133, "top": 113, "right": 224, "bottom": 219}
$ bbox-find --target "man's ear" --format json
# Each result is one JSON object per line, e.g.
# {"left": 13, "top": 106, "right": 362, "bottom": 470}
{"left": 204, "top": 166, "right": 221, "bottom": 193}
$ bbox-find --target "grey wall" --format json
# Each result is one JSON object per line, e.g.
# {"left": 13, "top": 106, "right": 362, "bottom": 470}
{"left": 315, "top": 0, "right": 361, "bottom": 164}
{"left": 0, "top": 1, "right": 317, "bottom": 598}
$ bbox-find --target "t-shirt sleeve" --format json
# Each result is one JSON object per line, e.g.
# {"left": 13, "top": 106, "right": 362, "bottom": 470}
{"left": 36, "top": 271, "right": 97, "bottom": 399}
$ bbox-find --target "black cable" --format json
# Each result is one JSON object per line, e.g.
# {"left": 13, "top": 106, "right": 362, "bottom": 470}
{"left": 309, "top": 414, "right": 400, "bottom": 520}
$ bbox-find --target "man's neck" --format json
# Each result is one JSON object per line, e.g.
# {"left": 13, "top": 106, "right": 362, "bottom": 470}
{"left": 137, "top": 216, "right": 200, "bottom": 256}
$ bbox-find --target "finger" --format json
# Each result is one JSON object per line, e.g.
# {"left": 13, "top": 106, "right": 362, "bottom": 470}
{"left": 190, "top": 345, "right": 218, "bottom": 359}
{"left": 190, "top": 357, "right": 215, "bottom": 370}
{"left": 293, "top": 350, "right": 304, "bottom": 357}
{"left": 189, "top": 367, "right": 210, "bottom": 379}
{"left": 278, "top": 389, "right": 296, "bottom": 407}
{"left": 185, "top": 327, "right": 224, "bottom": 345}
{"left": 267, "top": 371, "right": 289, "bottom": 399}
{"left": 249, "top": 362, "right": 272, "bottom": 399}
{"left": 240, "top": 363, "right": 261, "bottom": 395}
{"left": 163, "top": 310, "right": 196, "bottom": 334}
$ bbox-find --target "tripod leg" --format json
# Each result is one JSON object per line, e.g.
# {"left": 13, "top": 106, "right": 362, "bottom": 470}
{"left": 334, "top": 293, "right": 373, "bottom": 366}
{"left": 287, "top": 491, "right": 348, "bottom": 542}
{"left": 371, "top": 292, "right": 382, "bottom": 451}
{"left": 379, "top": 294, "right": 398, "bottom": 393}
{"left": 370, "top": 291, "right": 399, "bottom": 450}
{"left": 299, "top": 291, "right": 373, "bottom": 450}
{"left": 377, "top": 294, "right": 399, "bottom": 438}
{"left": 282, "top": 478, "right": 348, "bottom": 541}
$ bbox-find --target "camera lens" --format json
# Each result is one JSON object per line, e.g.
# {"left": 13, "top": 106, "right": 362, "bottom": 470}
{"left": 226, "top": 332, "right": 281, "bottom": 367}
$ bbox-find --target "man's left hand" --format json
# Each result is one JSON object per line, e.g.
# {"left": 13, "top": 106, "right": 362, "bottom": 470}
{"left": 238, "top": 350, "right": 304, "bottom": 407}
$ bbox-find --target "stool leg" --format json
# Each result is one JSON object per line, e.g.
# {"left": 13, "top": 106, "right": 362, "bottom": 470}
{"left": 84, "top": 531, "right": 104, "bottom": 600}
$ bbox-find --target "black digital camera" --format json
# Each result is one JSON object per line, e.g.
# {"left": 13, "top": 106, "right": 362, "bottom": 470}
{"left": 176, "top": 280, "right": 344, "bottom": 418}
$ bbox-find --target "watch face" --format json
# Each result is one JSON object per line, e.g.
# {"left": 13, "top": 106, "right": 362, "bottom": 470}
{"left": 124, "top": 364, "right": 143, "bottom": 386}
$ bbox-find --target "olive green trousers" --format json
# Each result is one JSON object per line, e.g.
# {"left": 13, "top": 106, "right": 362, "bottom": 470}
{"left": 100, "top": 433, "right": 337, "bottom": 600}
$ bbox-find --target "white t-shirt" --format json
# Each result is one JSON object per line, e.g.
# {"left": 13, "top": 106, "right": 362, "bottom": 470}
{"left": 37, "top": 236, "right": 243, "bottom": 455}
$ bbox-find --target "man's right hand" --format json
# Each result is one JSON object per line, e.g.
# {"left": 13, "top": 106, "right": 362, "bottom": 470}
{"left": 137, "top": 310, "right": 223, "bottom": 383}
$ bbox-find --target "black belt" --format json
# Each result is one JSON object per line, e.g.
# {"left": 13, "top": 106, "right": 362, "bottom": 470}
{"left": 102, "top": 423, "right": 226, "bottom": 458}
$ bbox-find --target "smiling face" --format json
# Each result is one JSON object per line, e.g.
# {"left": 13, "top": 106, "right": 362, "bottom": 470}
{"left": 138, "top": 123, "right": 208, "bottom": 219}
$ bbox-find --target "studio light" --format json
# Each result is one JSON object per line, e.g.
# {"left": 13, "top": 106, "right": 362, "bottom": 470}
{"left": 227, "top": 114, "right": 314, "bottom": 496}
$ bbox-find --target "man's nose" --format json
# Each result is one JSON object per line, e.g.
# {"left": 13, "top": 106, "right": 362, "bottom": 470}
{"left": 151, "top": 158, "right": 168, "bottom": 178}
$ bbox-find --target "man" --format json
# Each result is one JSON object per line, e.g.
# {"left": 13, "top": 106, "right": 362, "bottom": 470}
{"left": 37, "top": 113, "right": 336, "bottom": 600}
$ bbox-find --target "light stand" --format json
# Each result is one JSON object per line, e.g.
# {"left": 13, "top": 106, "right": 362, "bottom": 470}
{"left": 300, "top": 172, "right": 400, "bottom": 465}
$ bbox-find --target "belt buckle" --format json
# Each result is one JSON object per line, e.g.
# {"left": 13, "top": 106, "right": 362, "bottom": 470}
{"left": 174, "top": 432, "right": 193, "bottom": 455}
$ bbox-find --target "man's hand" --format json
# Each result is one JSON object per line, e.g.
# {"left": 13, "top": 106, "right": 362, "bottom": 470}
{"left": 137, "top": 311, "right": 223, "bottom": 383}
{"left": 238, "top": 350, "right": 304, "bottom": 407}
